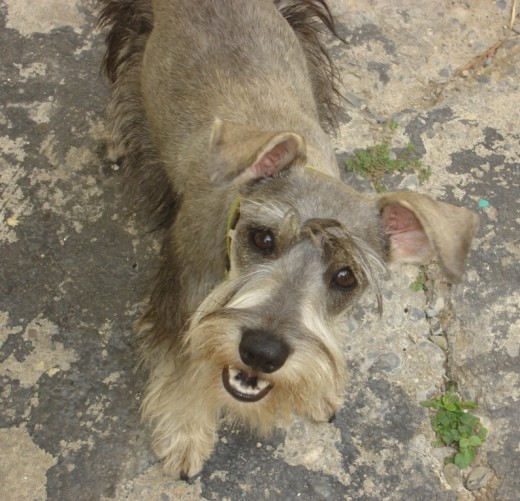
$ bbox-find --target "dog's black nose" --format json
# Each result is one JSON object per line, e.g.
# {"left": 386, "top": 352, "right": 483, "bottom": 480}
{"left": 239, "top": 329, "right": 290, "bottom": 373}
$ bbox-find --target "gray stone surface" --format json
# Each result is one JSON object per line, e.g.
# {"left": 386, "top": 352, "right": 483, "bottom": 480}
{"left": 1, "top": 0, "right": 518, "bottom": 499}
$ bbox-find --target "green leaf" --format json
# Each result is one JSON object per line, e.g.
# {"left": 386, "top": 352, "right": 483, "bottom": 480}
{"left": 439, "top": 410, "right": 457, "bottom": 426}
{"left": 442, "top": 394, "right": 462, "bottom": 412}
{"left": 443, "top": 403, "right": 459, "bottom": 412}
{"left": 441, "top": 431, "right": 454, "bottom": 446}
{"left": 450, "top": 429, "right": 461, "bottom": 440}
{"left": 468, "top": 436, "right": 482, "bottom": 447}
{"left": 458, "top": 424, "right": 473, "bottom": 436}
{"left": 454, "top": 449, "right": 475, "bottom": 469}
{"left": 459, "top": 413, "right": 479, "bottom": 426}
{"left": 459, "top": 437, "right": 469, "bottom": 449}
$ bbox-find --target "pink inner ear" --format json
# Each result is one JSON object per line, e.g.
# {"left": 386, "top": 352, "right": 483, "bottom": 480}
{"left": 382, "top": 204, "right": 432, "bottom": 261}
{"left": 254, "top": 153, "right": 278, "bottom": 177}
{"left": 253, "top": 139, "right": 296, "bottom": 178}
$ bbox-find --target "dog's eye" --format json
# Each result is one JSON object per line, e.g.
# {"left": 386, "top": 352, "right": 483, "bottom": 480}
{"left": 250, "top": 228, "right": 275, "bottom": 253}
{"left": 332, "top": 267, "right": 357, "bottom": 291}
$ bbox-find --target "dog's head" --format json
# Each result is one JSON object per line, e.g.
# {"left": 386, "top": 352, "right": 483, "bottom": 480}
{"left": 183, "top": 119, "right": 478, "bottom": 428}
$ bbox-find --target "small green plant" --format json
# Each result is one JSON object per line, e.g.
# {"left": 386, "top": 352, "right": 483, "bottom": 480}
{"left": 388, "top": 119, "right": 399, "bottom": 131}
{"left": 410, "top": 266, "right": 428, "bottom": 292}
{"left": 418, "top": 166, "right": 432, "bottom": 183}
{"left": 344, "top": 122, "right": 431, "bottom": 192}
{"left": 421, "top": 387, "right": 488, "bottom": 469}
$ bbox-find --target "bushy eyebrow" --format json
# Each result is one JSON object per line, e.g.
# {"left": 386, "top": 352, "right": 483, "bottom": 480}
{"left": 302, "top": 218, "right": 387, "bottom": 315}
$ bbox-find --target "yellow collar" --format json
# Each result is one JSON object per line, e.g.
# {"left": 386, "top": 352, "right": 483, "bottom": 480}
{"left": 225, "top": 195, "right": 241, "bottom": 275}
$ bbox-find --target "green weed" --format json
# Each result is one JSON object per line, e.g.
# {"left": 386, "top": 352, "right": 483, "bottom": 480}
{"left": 410, "top": 266, "right": 428, "bottom": 292}
{"left": 344, "top": 122, "right": 431, "bottom": 192}
{"left": 418, "top": 166, "right": 432, "bottom": 183}
{"left": 421, "top": 387, "right": 488, "bottom": 469}
{"left": 388, "top": 119, "right": 399, "bottom": 131}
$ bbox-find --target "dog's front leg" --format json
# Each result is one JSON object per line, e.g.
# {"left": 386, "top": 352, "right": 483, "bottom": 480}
{"left": 295, "top": 375, "right": 347, "bottom": 424}
{"left": 305, "top": 395, "right": 343, "bottom": 424}
{"left": 142, "top": 356, "right": 221, "bottom": 479}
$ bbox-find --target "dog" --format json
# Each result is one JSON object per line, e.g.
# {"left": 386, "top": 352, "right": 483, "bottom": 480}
{"left": 99, "top": 0, "right": 479, "bottom": 479}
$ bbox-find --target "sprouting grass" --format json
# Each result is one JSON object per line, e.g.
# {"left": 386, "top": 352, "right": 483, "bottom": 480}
{"left": 344, "top": 121, "right": 431, "bottom": 192}
{"left": 388, "top": 119, "right": 399, "bottom": 131}
{"left": 418, "top": 166, "right": 432, "bottom": 184}
{"left": 421, "top": 387, "right": 488, "bottom": 469}
{"left": 410, "top": 266, "right": 428, "bottom": 292}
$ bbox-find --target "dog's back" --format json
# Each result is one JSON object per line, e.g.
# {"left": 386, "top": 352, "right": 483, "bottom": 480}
{"left": 99, "top": 0, "right": 341, "bottom": 229}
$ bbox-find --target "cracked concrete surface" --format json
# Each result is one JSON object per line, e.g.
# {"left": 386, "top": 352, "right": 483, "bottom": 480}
{"left": 1, "top": 0, "right": 519, "bottom": 499}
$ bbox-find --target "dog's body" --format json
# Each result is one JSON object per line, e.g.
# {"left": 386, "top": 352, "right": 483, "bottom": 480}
{"left": 100, "top": 0, "right": 478, "bottom": 479}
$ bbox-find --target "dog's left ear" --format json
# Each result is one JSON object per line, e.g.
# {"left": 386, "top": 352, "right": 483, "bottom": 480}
{"left": 378, "top": 192, "right": 479, "bottom": 283}
{"left": 208, "top": 118, "right": 306, "bottom": 186}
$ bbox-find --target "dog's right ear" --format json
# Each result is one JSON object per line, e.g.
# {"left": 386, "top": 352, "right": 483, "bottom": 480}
{"left": 208, "top": 118, "right": 307, "bottom": 187}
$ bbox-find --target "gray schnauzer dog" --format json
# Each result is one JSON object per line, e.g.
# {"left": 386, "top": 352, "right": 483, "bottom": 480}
{"left": 99, "top": 0, "right": 478, "bottom": 479}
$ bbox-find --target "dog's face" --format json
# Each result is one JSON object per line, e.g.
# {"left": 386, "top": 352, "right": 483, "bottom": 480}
{"left": 183, "top": 171, "right": 385, "bottom": 429}
{"left": 181, "top": 119, "right": 478, "bottom": 430}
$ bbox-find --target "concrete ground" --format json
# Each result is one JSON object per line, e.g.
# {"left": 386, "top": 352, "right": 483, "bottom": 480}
{"left": 1, "top": 0, "right": 519, "bottom": 499}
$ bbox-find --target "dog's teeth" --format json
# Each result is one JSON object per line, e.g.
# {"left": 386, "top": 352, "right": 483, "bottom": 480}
{"left": 230, "top": 372, "right": 262, "bottom": 395}
{"left": 223, "top": 366, "right": 272, "bottom": 401}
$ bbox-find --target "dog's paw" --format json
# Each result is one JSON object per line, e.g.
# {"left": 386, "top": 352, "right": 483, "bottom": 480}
{"left": 307, "top": 398, "right": 341, "bottom": 424}
{"left": 155, "top": 429, "right": 216, "bottom": 480}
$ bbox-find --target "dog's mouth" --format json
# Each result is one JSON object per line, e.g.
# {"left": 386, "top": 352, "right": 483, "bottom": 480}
{"left": 222, "top": 366, "right": 272, "bottom": 402}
